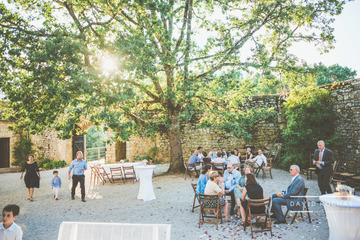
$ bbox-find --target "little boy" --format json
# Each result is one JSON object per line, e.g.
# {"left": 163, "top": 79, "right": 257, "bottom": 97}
{"left": 51, "top": 170, "right": 62, "bottom": 200}
{"left": 0, "top": 204, "right": 23, "bottom": 240}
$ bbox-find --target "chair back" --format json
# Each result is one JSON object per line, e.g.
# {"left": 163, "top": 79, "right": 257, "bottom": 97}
{"left": 191, "top": 183, "right": 197, "bottom": 194}
{"left": 333, "top": 161, "right": 338, "bottom": 172}
{"left": 309, "top": 153, "right": 314, "bottom": 167}
{"left": 123, "top": 165, "right": 135, "bottom": 175}
{"left": 185, "top": 162, "right": 196, "bottom": 169}
{"left": 233, "top": 162, "right": 241, "bottom": 169}
{"left": 247, "top": 197, "right": 271, "bottom": 215}
{"left": 203, "top": 158, "right": 211, "bottom": 164}
{"left": 110, "top": 167, "right": 123, "bottom": 175}
{"left": 198, "top": 193, "right": 221, "bottom": 210}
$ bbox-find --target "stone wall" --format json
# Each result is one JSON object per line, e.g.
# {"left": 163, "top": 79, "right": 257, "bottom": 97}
{"left": 31, "top": 130, "right": 72, "bottom": 164}
{"left": 321, "top": 79, "right": 360, "bottom": 162}
{"left": 126, "top": 95, "right": 286, "bottom": 162}
{"left": 125, "top": 79, "right": 360, "bottom": 164}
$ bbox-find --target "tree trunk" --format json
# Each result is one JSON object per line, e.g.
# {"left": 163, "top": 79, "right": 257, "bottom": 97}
{"left": 167, "top": 113, "right": 185, "bottom": 173}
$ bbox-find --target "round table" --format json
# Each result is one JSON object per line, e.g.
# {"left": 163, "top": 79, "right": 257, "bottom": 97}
{"left": 319, "top": 194, "right": 360, "bottom": 240}
{"left": 137, "top": 165, "right": 156, "bottom": 202}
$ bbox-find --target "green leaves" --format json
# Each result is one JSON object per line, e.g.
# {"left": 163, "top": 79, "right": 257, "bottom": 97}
{"left": 281, "top": 86, "right": 338, "bottom": 169}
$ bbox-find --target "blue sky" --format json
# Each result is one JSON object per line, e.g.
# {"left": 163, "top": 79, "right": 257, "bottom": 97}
{"left": 290, "top": 0, "right": 360, "bottom": 77}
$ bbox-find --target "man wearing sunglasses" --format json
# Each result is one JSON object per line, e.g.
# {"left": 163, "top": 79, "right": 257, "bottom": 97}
{"left": 270, "top": 165, "right": 305, "bottom": 224}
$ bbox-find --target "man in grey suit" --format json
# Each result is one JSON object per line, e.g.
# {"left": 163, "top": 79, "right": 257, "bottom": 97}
{"left": 313, "top": 140, "right": 334, "bottom": 195}
{"left": 271, "top": 165, "right": 305, "bottom": 224}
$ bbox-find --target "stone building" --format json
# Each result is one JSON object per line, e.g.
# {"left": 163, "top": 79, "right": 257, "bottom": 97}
{"left": 0, "top": 78, "right": 359, "bottom": 169}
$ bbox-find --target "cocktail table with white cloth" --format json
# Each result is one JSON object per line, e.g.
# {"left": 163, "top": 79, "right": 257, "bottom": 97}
{"left": 58, "top": 222, "right": 171, "bottom": 240}
{"left": 319, "top": 194, "right": 360, "bottom": 240}
{"left": 102, "top": 163, "right": 142, "bottom": 181}
{"left": 137, "top": 165, "right": 156, "bottom": 201}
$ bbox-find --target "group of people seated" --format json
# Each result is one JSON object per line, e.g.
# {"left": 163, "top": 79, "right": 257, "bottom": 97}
{"left": 195, "top": 160, "right": 306, "bottom": 225}
{"left": 188, "top": 146, "right": 268, "bottom": 171}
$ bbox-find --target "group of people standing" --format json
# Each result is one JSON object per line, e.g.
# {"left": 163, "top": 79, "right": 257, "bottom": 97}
{"left": 19, "top": 151, "right": 87, "bottom": 202}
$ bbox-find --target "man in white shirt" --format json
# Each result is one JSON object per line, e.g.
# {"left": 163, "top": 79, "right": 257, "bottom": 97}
{"left": 227, "top": 151, "right": 240, "bottom": 167}
{"left": 211, "top": 152, "right": 226, "bottom": 169}
{"left": 208, "top": 146, "right": 218, "bottom": 160}
{"left": 247, "top": 149, "right": 267, "bottom": 168}
{"left": 197, "top": 146, "right": 204, "bottom": 159}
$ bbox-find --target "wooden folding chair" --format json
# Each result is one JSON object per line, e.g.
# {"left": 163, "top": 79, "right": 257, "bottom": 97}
{"left": 254, "top": 161, "right": 265, "bottom": 178}
{"left": 198, "top": 193, "right": 223, "bottom": 230}
{"left": 233, "top": 162, "right": 241, "bottom": 170}
{"left": 184, "top": 162, "right": 198, "bottom": 180}
{"left": 90, "top": 165, "right": 101, "bottom": 185}
{"left": 123, "top": 165, "right": 136, "bottom": 183}
{"left": 244, "top": 197, "right": 273, "bottom": 238}
{"left": 305, "top": 154, "right": 316, "bottom": 180}
{"left": 262, "top": 158, "right": 273, "bottom": 179}
{"left": 211, "top": 163, "right": 225, "bottom": 176}
{"left": 110, "top": 167, "right": 125, "bottom": 184}
{"left": 285, "top": 187, "right": 311, "bottom": 224}
{"left": 95, "top": 165, "right": 112, "bottom": 184}
{"left": 191, "top": 183, "right": 200, "bottom": 212}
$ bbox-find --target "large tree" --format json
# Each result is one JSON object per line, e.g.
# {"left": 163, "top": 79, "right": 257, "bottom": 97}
{"left": 0, "top": 0, "right": 346, "bottom": 172}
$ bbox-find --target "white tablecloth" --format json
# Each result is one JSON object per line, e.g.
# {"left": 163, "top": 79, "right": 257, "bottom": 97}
{"left": 101, "top": 163, "right": 143, "bottom": 180}
{"left": 137, "top": 165, "right": 156, "bottom": 202}
{"left": 319, "top": 194, "right": 360, "bottom": 240}
{"left": 58, "top": 222, "right": 171, "bottom": 240}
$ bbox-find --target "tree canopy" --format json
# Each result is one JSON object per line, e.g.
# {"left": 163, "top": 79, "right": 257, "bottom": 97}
{"left": 0, "top": 0, "right": 347, "bottom": 172}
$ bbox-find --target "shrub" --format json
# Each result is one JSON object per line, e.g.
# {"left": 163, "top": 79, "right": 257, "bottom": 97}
{"left": 39, "top": 159, "right": 67, "bottom": 170}
{"left": 12, "top": 132, "right": 33, "bottom": 167}
{"left": 280, "top": 86, "right": 340, "bottom": 169}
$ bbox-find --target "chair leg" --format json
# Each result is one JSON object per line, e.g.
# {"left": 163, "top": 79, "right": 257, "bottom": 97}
{"left": 269, "top": 168, "right": 273, "bottom": 179}
{"left": 262, "top": 168, "right": 266, "bottom": 180}
{"left": 184, "top": 168, "right": 187, "bottom": 180}
{"left": 198, "top": 206, "right": 201, "bottom": 228}
{"left": 285, "top": 209, "right": 289, "bottom": 218}
{"left": 305, "top": 200, "right": 311, "bottom": 223}
{"left": 291, "top": 212, "right": 298, "bottom": 224}
{"left": 192, "top": 195, "right": 196, "bottom": 213}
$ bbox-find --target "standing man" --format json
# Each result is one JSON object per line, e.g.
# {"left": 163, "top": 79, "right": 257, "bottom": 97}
{"left": 223, "top": 163, "right": 241, "bottom": 215}
{"left": 68, "top": 151, "right": 87, "bottom": 202}
{"left": 313, "top": 140, "right": 334, "bottom": 195}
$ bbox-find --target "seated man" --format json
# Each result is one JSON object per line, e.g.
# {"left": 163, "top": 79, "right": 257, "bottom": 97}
{"left": 208, "top": 146, "right": 218, "bottom": 160}
{"left": 188, "top": 149, "right": 202, "bottom": 171}
{"left": 246, "top": 149, "right": 267, "bottom": 168}
{"left": 211, "top": 152, "right": 226, "bottom": 169}
{"left": 223, "top": 163, "right": 242, "bottom": 215}
{"left": 227, "top": 150, "right": 240, "bottom": 168}
{"left": 221, "top": 147, "right": 229, "bottom": 159}
{"left": 271, "top": 165, "right": 305, "bottom": 224}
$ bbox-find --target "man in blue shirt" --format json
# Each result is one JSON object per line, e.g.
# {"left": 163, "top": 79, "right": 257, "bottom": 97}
{"left": 68, "top": 151, "right": 87, "bottom": 202}
{"left": 188, "top": 150, "right": 202, "bottom": 170}
{"left": 223, "top": 163, "right": 241, "bottom": 215}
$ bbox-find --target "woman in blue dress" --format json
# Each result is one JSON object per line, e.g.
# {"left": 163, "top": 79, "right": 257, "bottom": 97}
{"left": 196, "top": 165, "right": 212, "bottom": 195}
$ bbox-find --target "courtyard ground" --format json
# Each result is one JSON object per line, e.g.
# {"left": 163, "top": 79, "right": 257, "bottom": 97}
{"left": 0, "top": 165, "right": 334, "bottom": 240}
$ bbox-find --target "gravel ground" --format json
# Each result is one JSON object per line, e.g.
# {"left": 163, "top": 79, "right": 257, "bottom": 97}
{"left": 0, "top": 165, "right": 333, "bottom": 240}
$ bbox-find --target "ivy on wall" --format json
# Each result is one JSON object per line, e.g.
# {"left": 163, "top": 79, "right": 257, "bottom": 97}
{"left": 280, "top": 86, "right": 339, "bottom": 169}
{"left": 12, "top": 132, "right": 33, "bottom": 167}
